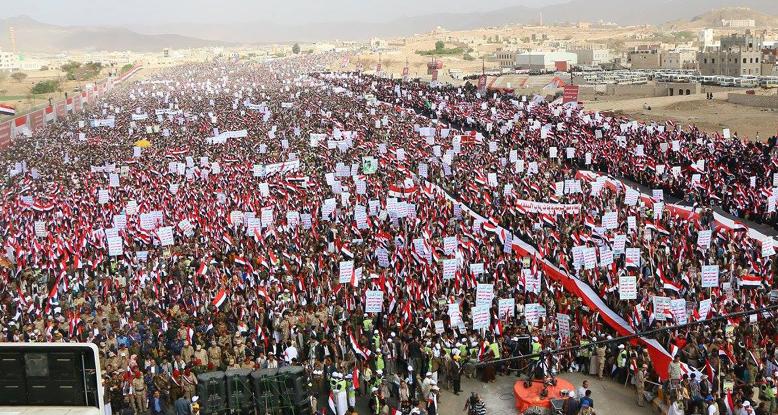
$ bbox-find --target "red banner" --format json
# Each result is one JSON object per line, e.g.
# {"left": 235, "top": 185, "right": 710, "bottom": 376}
{"left": 30, "top": 110, "right": 44, "bottom": 132}
{"left": 55, "top": 101, "right": 66, "bottom": 118}
{"left": 431, "top": 69, "right": 438, "bottom": 82}
{"left": 74, "top": 96, "right": 81, "bottom": 112}
{"left": 0, "top": 121, "right": 10, "bottom": 148}
{"left": 563, "top": 85, "right": 579, "bottom": 103}
{"left": 14, "top": 116, "right": 27, "bottom": 127}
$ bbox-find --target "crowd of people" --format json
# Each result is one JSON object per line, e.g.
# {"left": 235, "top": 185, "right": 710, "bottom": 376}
{"left": 0, "top": 53, "right": 776, "bottom": 415}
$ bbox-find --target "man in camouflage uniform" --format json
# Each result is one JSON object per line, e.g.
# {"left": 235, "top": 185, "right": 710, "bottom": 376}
{"left": 131, "top": 371, "right": 147, "bottom": 414}
{"left": 208, "top": 342, "right": 223, "bottom": 370}
{"left": 181, "top": 340, "right": 195, "bottom": 365}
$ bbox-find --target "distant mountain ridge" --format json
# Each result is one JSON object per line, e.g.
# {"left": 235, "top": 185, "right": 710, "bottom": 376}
{"left": 663, "top": 7, "right": 778, "bottom": 29}
{"left": 129, "top": 0, "right": 778, "bottom": 43}
{"left": 2, "top": 0, "right": 778, "bottom": 52}
{"left": 0, "top": 15, "right": 225, "bottom": 53}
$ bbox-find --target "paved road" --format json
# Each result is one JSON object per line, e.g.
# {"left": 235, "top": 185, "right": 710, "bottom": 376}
{"left": 436, "top": 371, "right": 654, "bottom": 415}
{"left": 350, "top": 371, "right": 655, "bottom": 414}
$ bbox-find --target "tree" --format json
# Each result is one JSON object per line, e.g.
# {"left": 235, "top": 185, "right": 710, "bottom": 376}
{"left": 292, "top": 43, "right": 301, "bottom": 54}
{"left": 61, "top": 61, "right": 81, "bottom": 73}
{"left": 435, "top": 41, "right": 445, "bottom": 52}
{"left": 31, "top": 79, "right": 60, "bottom": 95}
{"left": 11, "top": 72, "right": 27, "bottom": 83}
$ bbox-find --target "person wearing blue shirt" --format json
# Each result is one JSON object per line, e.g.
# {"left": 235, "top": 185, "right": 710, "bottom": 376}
{"left": 579, "top": 389, "right": 594, "bottom": 409}
{"left": 149, "top": 390, "right": 165, "bottom": 415}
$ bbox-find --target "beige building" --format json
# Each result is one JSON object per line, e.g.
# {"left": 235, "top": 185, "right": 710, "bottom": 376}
{"left": 720, "top": 19, "right": 755, "bottom": 28}
{"left": 698, "top": 31, "right": 764, "bottom": 76}
{"left": 572, "top": 48, "right": 612, "bottom": 66}
{"left": 660, "top": 50, "right": 697, "bottom": 69}
{"left": 494, "top": 50, "right": 518, "bottom": 68}
{"left": 628, "top": 49, "right": 661, "bottom": 69}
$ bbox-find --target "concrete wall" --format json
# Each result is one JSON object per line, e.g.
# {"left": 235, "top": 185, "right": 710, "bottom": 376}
{"left": 728, "top": 93, "right": 778, "bottom": 109}
{"left": 578, "top": 84, "right": 669, "bottom": 100}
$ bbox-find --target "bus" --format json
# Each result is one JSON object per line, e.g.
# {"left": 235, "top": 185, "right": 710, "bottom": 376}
{"left": 0, "top": 343, "right": 103, "bottom": 414}
{"left": 735, "top": 77, "right": 758, "bottom": 88}
{"left": 759, "top": 76, "right": 778, "bottom": 88}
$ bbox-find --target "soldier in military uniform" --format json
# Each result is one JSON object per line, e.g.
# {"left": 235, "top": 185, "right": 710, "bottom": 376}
{"left": 131, "top": 371, "right": 147, "bottom": 414}
{"left": 635, "top": 364, "right": 647, "bottom": 407}
{"left": 182, "top": 368, "right": 198, "bottom": 401}
{"left": 207, "top": 341, "right": 222, "bottom": 370}
{"left": 240, "top": 354, "right": 254, "bottom": 369}
{"left": 168, "top": 371, "right": 183, "bottom": 402}
{"left": 153, "top": 371, "right": 170, "bottom": 400}
{"left": 193, "top": 343, "right": 208, "bottom": 368}
{"left": 233, "top": 334, "right": 246, "bottom": 362}
{"left": 596, "top": 341, "right": 607, "bottom": 378}
{"left": 226, "top": 356, "right": 241, "bottom": 370}
{"left": 181, "top": 340, "right": 194, "bottom": 365}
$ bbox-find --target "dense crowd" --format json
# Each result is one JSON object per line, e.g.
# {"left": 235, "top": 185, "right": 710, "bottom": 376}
{"left": 0, "top": 54, "right": 776, "bottom": 415}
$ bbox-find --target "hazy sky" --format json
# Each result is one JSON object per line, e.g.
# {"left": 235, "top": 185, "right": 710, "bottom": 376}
{"left": 1, "top": 0, "right": 565, "bottom": 26}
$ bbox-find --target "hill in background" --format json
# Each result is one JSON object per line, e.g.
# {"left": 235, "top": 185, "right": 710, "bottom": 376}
{"left": 0, "top": 15, "right": 225, "bottom": 53}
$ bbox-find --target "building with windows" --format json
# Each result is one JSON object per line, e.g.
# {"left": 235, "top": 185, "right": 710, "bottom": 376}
{"left": 698, "top": 31, "right": 764, "bottom": 76}
{"left": 571, "top": 48, "right": 612, "bottom": 66}
{"left": 660, "top": 50, "right": 698, "bottom": 69}
{"left": 720, "top": 19, "right": 755, "bottom": 28}
{"left": 515, "top": 51, "right": 577, "bottom": 71}
{"left": 0, "top": 49, "right": 16, "bottom": 71}
{"left": 627, "top": 48, "right": 661, "bottom": 69}
{"left": 494, "top": 50, "right": 518, "bottom": 69}
{"left": 699, "top": 29, "right": 716, "bottom": 48}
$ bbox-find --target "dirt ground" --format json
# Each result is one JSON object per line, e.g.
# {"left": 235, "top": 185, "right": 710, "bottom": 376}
{"left": 0, "top": 69, "right": 101, "bottom": 122}
{"left": 612, "top": 99, "right": 778, "bottom": 142}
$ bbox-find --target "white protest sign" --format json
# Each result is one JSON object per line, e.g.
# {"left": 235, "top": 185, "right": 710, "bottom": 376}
{"left": 442, "top": 259, "right": 458, "bottom": 280}
{"left": 475, "top": 283, "right": 494, "bottom": 308}
{"left": 653, "top": 296, "right": 670, "bottom": 321}
{"left": 625, "top": 247, "right": 641, "bottom": 267}
{"left": 107, "top": 236, "right": 123, "bottom": 256}
{"left": 34, "top": 221, "right": 48, "bottom": 237}
{"left": 471, "top": 306, "right": 491, "bottom": 330}
{"left": 339, "top": 260, "right": 354, "bottom": 283}
{"left": 701, "top": 265, "right": 719, "bottom": 288}
{"left": 557, "top": 313, "right": 570, "bottom": 339}
{"left": 365, "top": 291, "right": 384, "bottom": 313}
{"left": 498, "top": 298, "right": 515, "bottom": 319}
{"left": 98, "top": 189, "right": 110, "bottom": 204}
{"left": 619, "top": 276, "right": 637, "bottom": 300}
{"left": 670, "top": 299, "right": 687, "bottom": 324}
{"left": 157, "top": 226, "right": 174, "bottom": 246}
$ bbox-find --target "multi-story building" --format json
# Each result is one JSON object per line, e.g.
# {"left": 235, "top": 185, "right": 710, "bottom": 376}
{"left": 627, "top": 49, "right": 661, "bottom": 69}
{"left": 571, "top": 48, "right": 612, "bottom": 66}
{"left": 699, "top": 29, "right": 715, "bottom": 48}
{"left": 698, "top": 30, "right": 764, "bottom": 76}
{"left": 515, "top": 51, "right": 577, "bottom": 71}
{"left": 661, "top": 50, "right": 698, "bottom": 69}
{"left": 720, "top": 19, "right": 755, "bottom": 28}
{"left": 494, "top": 50, "right": 518, "bottom": 69}
{"left": 0, "top": 49, "right": 17, "bottom": 71}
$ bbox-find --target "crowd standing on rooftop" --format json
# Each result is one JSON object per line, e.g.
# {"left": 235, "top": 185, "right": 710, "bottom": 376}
{"left": 0, "top": 53, "right": 777, "bottom": 415}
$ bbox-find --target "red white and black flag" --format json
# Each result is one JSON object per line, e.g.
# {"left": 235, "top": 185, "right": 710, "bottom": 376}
{"left": 0, "top": 104, "right": 15, "bottom": 116}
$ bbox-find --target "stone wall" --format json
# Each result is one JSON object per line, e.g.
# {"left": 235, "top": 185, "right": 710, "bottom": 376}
{"left": 728, "top": 93, "right": 778, "bottom": 109}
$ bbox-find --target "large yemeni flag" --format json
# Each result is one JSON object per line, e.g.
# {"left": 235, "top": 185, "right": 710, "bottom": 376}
{"left": 212, "top": 289, "right": 227, "bottom": 308}
{"left": 739, "top": 274, "right": 762, "bottom": 287}
{"left": 0, "top": 104, "right": 15, "bottom": 116}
